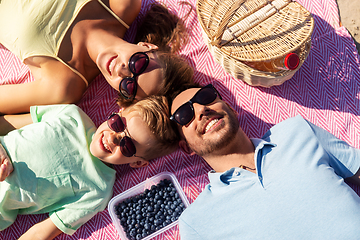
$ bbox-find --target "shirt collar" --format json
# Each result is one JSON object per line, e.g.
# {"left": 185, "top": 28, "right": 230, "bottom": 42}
{"left": 251, "top": 138, "right": 276, "bottom": 150}
{"left": 208, "top": 168, "right": 237, "bottom": 187}
{"left": 208, "top": 138, "right": 276, "bottom": 187}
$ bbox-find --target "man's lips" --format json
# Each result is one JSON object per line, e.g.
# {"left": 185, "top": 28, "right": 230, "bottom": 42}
{"left": 107, "top": 56, "right": 117, "bottom": 76}
{"left": 201, "top": 116, "right": 223, "bottom": 134}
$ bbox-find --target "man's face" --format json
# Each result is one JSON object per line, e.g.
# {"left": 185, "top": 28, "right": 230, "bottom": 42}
{"left": 171, "top": 87, "right": 239, "bottom": 156}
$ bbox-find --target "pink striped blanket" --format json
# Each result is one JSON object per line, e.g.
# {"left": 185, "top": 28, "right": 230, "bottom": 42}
{"left": 1, "top": 0, "right": 360, "bottom": 239}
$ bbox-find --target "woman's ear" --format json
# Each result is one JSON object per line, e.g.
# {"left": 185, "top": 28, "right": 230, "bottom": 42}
{"left": 137, "top": 42, "right": 159, "bottom": 51}
{"left": 179, "top": 140, "right": 195, "bottom": 155}
{"left": 129, "top": 159, "right": 149, "bottom": 168}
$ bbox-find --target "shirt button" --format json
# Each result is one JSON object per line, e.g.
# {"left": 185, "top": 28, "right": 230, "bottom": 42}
{"left": 259, "top": 176, "right": 263, "bottom": 181}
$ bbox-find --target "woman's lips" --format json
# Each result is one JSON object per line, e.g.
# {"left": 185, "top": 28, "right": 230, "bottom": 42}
{"left": 107, "top": 56, "right": 117, "bottom": 76}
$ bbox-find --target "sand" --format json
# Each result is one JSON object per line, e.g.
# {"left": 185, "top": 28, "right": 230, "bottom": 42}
{"left": 336, "top": 0, "right": 360, "bottom": 54}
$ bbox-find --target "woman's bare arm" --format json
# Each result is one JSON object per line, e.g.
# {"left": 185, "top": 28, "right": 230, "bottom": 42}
{"left": 0, "top": 113, "right": 32, "bottom": 135}
{"left": 0, "top": 58, "right": 86, "bottom": 115}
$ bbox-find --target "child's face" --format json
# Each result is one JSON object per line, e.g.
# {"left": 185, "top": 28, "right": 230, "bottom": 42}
{"left": 90, "top": 109, "right": 156, "bottom": 166}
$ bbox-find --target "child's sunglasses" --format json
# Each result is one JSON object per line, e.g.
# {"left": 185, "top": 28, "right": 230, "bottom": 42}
{"left": 107, "top": 113, "right": 138, "bottom": 157}
{"left": 170, "top": 84, "right": 222, "bottom": 126}
{"left": 119, "top": 52, "right": 151, "bottom": 100}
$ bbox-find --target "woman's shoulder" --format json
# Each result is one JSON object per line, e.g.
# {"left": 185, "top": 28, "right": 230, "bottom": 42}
{"left": 108, "top": 0, "right": 142, "bottom": 24}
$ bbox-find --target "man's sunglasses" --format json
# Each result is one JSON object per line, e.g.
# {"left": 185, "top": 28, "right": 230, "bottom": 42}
{"left": 107, "top": 113, "right": 138, "bottom": 158}
{"left": 170, "top": 84, "right": 222, "bottom": 126}
{"left": 119, "top": 52, "right": 151, "bottom": 100}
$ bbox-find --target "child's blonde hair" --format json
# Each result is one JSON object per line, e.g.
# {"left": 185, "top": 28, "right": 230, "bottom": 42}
{"left": 127, "top": 95, "right": 180, "bottom": 160}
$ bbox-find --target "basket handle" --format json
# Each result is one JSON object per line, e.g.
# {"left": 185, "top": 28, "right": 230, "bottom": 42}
{"left": 209, "top": 0, "right": 247, "bottom": 46}
{"left": 210, "top": 0, "right": 291, "bottom": 47}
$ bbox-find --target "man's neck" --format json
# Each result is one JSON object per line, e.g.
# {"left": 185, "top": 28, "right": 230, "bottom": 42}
{"left": 203, "top": 131, "right": 256, "bottom": 173}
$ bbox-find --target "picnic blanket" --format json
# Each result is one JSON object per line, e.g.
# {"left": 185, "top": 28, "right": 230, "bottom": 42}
{"left": 1, "top": 0, "right": 360, "bottom": 239}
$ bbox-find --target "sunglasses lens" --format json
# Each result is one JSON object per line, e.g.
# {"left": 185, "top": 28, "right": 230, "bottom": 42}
{"left": 194, "top": 86, "right": 218, "bottom": 105}
{"left": 107, "top": 113, "right": 125, "bottom": 132}
{"left": 120, "top": 78, "right": 137, "bottom": 99}
{"left": 171, "top": 85, "right": 219, "bottom": 126}
{"left": 173, "top": 103, "right": 194, "bottom": 126}
{"left": 120, "top": 136, "right": 136, "bottom": 157}
{"left": 129, "top": 52, "right": 149, "bottom": 75}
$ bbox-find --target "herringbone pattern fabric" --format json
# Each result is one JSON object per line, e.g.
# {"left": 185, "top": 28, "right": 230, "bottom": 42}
{"left": 1, "top": 0, "right": 359, "bottom": 239}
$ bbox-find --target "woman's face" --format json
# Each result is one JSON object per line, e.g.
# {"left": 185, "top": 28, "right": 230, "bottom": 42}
{"left": 90, "top": 108, "right": 157, "bottom": 166}
{"left": 96, "top": 42, "right": 163, "bottom": 101}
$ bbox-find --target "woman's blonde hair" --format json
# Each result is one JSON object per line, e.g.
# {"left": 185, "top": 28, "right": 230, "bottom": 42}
{"left": 127, "top": 95, "right": 180, "bottom": 160}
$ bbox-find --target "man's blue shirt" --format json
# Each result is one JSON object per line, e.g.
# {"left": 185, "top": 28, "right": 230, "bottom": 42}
{"left": 179, "top": 115, "right": 360, "bottom": 240}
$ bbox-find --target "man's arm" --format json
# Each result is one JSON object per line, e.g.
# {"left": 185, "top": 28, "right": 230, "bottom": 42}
{"left": 18, "top": 218, "right": 63, "bottom": 240}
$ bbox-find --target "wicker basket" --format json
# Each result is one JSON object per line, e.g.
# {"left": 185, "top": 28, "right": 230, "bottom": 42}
{"left": 196, "top": 0, "right": 314, "bottom": 87}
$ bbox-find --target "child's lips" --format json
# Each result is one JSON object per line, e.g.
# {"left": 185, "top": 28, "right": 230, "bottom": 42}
{"left": 101, "top": 134, "right": 112, "bottom": 153}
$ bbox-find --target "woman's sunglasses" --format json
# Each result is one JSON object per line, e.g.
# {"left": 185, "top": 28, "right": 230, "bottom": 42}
{"left": 107, "top": 113, "right": 138, "bottom": 157}
{"left": 119, "top": 52, "right": 151, "bottom": 100}
{"left": 170, "top": 84, "right": 222, "bottom": 126}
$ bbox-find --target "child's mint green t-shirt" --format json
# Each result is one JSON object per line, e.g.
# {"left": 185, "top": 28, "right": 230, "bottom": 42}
{"left": 0, "top": 104, "right": 116, "bottom": 235}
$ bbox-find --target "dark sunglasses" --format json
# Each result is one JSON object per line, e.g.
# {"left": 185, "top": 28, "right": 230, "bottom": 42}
{"left": 107, "top": 113, "right": 137, "bottom": 157}
{"left": 119, "top": 52, "right": 151, "bottom": 100}
{"left": 170, "top": 84, "right": 222, "bottom": 126}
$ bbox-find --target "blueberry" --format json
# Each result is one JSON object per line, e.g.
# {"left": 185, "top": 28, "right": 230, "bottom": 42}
{"left": 154, "top": 219, "right": 160, "bottom": 226}
{"left": 144, "top": 223, "right": 150, "bottom": 230}
{"left": 130, "top": 229, "right": 136, "bottom": 235}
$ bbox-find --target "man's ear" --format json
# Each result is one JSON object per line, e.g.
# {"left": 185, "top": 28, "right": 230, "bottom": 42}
{"left": 129, "top": 160, "right": 149, "bottom": 168}
{"left": 137, "top": 42, "right": 159, "bottom": 51}
{"left": 179, "top": 140, "right": 195, "bottom": 155}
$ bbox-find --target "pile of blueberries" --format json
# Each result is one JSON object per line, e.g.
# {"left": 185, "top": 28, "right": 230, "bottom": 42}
{"left": 115, "top": 179, "right": 186, "bottom": 240}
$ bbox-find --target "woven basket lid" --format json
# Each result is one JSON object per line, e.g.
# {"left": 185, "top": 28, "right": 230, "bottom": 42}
{"left": 197, "top": 0, "right": 314, "bottom": 62}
